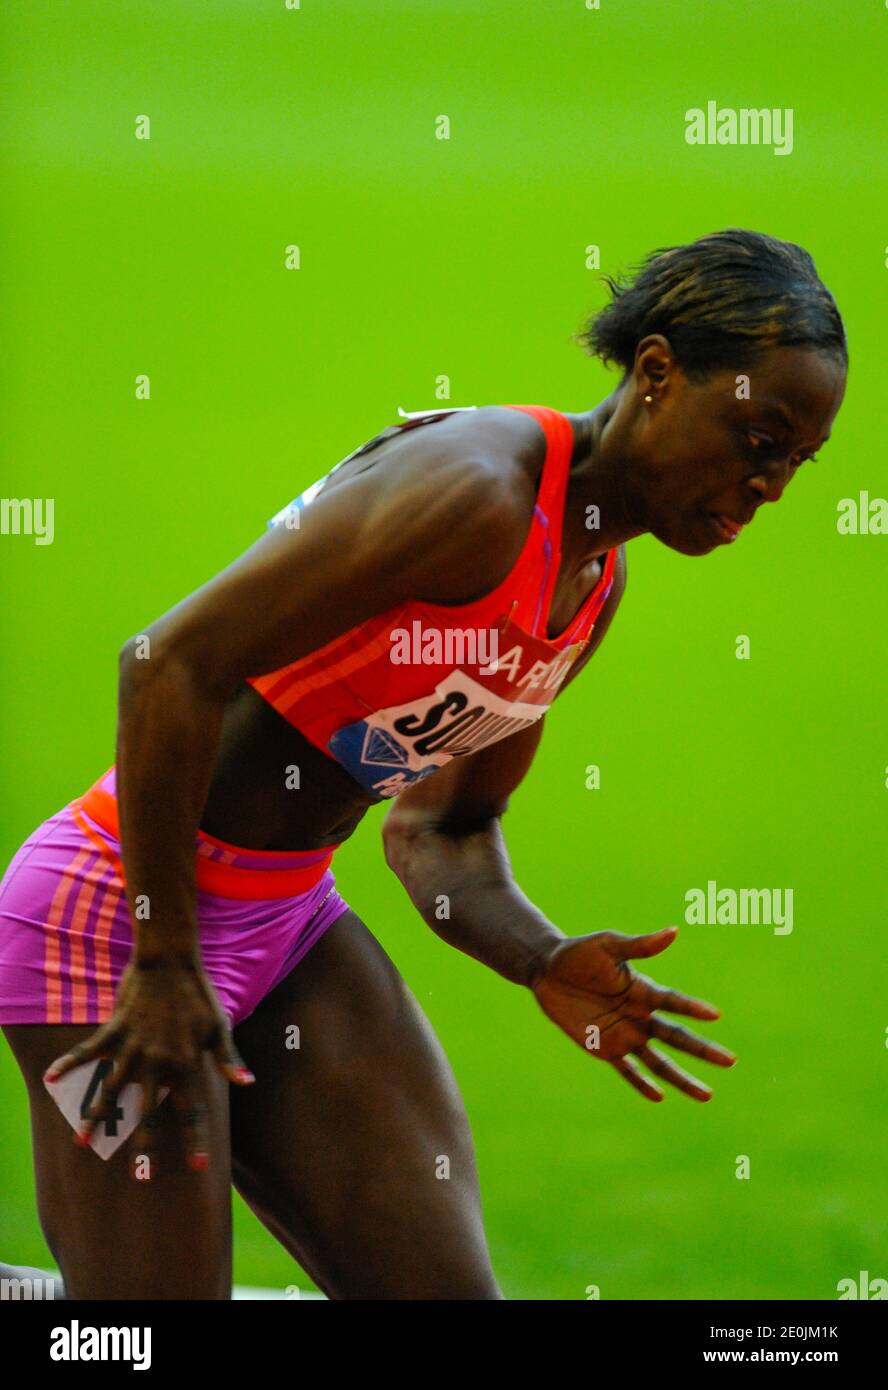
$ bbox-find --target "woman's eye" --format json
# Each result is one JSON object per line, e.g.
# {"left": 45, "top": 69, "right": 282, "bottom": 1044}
{"left": 746, "top": 431, "right": 774, "bottom": 452}
{"left": 745, "top": 431, "right": 819, "bottom": 466}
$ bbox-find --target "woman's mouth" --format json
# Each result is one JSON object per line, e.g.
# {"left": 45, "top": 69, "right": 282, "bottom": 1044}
{"left": 708, "top": 512, "right": 744, "bottom": 543}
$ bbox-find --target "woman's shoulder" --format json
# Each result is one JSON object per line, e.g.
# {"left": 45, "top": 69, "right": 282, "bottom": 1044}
{"left": 402, "top": 403, "right": 549, "bottom": 517}
{"left": 341, "top": 406, "right": 543, "bottom": 606}
{"left": 437, "top": 403, "right": 551, "bottom": 474}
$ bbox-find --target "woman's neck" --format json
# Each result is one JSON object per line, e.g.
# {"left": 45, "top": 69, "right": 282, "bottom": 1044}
{"left": 560, "top": 389, "right": 646, "bottom": 567}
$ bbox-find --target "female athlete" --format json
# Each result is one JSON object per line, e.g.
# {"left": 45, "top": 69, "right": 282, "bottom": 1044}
{"left": 0, "top": 229, "right": 847, "bottom": 1299}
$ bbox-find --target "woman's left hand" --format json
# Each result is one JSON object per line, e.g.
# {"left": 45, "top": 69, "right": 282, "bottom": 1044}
{"left": 530, "top": 926, "right": 736, "bottom": 1101}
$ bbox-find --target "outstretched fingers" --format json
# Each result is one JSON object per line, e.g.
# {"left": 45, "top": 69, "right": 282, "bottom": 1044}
{"left": 609, "top": 926, "right": 679, "bottom": 963}
{"left": 130, "top": 1075, "right": 163, "bottom": 1178}
{"left": 604, "top": 930, "right": 721, "bottom": 1020}
{"left": 212, "top": 1027, "right": 255, "bottom": 1088}
{"left": 633, "top": 1043, "right": 712, "bottom": 1102}
{"left": 635, "top": 973, "right": 721, "bottom": 1021}
{"left": 649, "top": 1016, "right": 737, "bottom": 1068}
{"left": 611, "top": 1056, "right": 664, "bottom": 1103}
{"left": 44, "top": 1021, "right": 123, "bottom": 1085}
{"left": 167, "top": 1076, "right": 211, "bottom": 1173}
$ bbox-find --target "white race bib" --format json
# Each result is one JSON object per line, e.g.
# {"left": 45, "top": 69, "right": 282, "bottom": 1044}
{"left": 44, "top": 1060, "right": 169, "bottom": 1161}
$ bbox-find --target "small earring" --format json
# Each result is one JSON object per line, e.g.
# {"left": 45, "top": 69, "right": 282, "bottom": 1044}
{"left": 643, "top": 393, "right": 653, "bottom": 404}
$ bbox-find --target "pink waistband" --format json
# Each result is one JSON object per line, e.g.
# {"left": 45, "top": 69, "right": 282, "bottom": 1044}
{"left": 75, "top": 769, "right": 338, "bottom": 901}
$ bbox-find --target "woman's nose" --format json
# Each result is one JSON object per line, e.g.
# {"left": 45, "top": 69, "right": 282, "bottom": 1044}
{"left": 747, "top": 472, "right": 784, "bottom": 504}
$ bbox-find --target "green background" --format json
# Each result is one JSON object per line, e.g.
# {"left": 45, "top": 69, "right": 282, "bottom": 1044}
{"left": 1, "top": 0, "right": 885, "bottom": 1300}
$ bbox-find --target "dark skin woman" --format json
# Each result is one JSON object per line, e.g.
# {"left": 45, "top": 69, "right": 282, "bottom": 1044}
{"left": 2, "top": 229, "right": 847, "bottom": 1299}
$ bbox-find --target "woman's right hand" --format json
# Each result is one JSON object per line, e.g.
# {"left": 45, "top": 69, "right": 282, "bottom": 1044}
{"left": 44, "top": 952, "right": 255, "bottom": 1175}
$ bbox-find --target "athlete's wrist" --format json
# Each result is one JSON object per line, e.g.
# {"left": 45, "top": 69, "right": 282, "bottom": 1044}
{"left": 132, "top": 927, "right": 201, "bottom": 970}
{"left": 522, "top": 930, "right": 567, "bottom": 990}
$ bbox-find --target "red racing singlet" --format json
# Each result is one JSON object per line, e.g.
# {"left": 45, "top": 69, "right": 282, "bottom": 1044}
{"left": 246, "top": 404, "right": 616, "bottom": 800}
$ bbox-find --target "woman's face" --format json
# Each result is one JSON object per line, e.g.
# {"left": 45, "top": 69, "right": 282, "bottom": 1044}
{"left": 623, "top": 341, "right": 847, "bottom": 555}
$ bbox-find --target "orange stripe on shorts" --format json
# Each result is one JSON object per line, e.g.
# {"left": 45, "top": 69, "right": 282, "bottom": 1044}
{"left": 43, "top": 847, "right": 94, "bottom": 1025}
{"left": 93, "top": 876, "right": 125, "bottom": 1019}
{"left": 67, "top": 859, "right": 111, "bottom": 1021}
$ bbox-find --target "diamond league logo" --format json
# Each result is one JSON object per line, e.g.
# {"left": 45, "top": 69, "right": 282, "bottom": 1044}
{"left": 360, "top": 723, "right": 411, "bottom": 769}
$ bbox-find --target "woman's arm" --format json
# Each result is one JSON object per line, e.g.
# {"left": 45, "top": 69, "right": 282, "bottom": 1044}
{"left": 113, "top": 448, "right": 521, "bottom": 957}
{"left": 382, "top": 730, "right": 736, "bottom": 1102}
{"left": 383, "top": 720, "right": 560, "bottom": 987}
{"left": 49, "top": 432, "right": 533, "bottom": 1153}
{"left": 382, "top": 559, "right": 737, "bottom": 1102}
{"left": 381, "top": 549, "right": 627, "bottom": 987}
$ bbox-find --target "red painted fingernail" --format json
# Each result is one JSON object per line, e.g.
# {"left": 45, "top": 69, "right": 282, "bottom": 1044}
{"left": 74, "top": 1129, "right": 94, "bottom": 1148}
{"left": 43, "top": 1068, "right": 61, "bottom": 1084}
{"left": 234, "top": 1068, "right": 255, "bottom": 1084}
{"left": 188, "top": 1152, "right": 209, "bottom": 1172}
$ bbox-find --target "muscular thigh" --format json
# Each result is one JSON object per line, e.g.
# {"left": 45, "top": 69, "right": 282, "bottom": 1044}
{"left": 2, "top": 1024, "right": 232, "bottom": 1299}
{"left": 230, "top": 910, "right": 501, "bottom": 1300}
